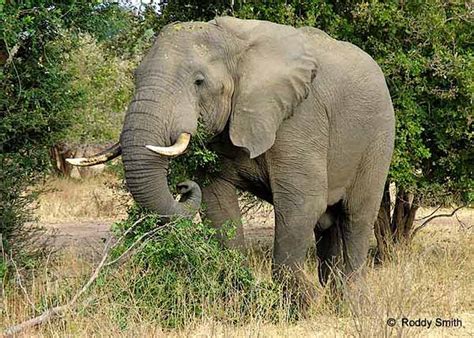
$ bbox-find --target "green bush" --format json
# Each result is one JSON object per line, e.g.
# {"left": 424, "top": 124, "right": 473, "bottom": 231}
{"left": 0, "top": 1, "right": 143, "bottom": 270}
{"left": 1, "top": 2, "right": 83, "bottom": 259}
{"left": 168, "top": 124, "right": 221, "bottom": 189}
{"left": 58, "top": 33, "right": 136, "bottom": 143}
{"left": 102, "top": 206, "right": 298, "bottom": 328}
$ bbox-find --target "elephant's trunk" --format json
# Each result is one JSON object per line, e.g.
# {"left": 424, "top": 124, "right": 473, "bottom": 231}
{"left": 120, "top": 102, "right": 201, "bottom": 218}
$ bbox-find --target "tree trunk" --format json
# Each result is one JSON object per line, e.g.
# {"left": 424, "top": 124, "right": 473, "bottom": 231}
{"left": 49, "top": 143, "right": 75, "bottom": 177}
{"left": 374, "top": 182, "right": 392, "bottom": 262}
{"left": 391, "top": 188, "right": 419, "bottom": 243}
{"left": 374, "top": 182, "right": 420, "bottom": 261}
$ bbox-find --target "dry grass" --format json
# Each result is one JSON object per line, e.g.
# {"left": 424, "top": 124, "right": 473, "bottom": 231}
{"left": 6, "top": 175, "right": 471, "bottom": 336}
{"left": 34, "top": 174, "right": 129, "bottom": 223}
{"left": 1, "top": 219, "right": 472, "bottom": 337}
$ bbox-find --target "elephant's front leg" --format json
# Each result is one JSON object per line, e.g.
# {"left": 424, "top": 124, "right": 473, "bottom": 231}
{"left": 201, "top": 177, "right": 245, "bottom": 249}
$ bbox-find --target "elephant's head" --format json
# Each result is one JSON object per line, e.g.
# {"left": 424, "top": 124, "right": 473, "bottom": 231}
{"left": 67, "top": 17, "right": 317, "bottom": 218}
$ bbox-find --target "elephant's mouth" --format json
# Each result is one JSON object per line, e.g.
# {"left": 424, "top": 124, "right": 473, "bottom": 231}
{"left": 65, "top": 132, "right": 191, "bottom": 166}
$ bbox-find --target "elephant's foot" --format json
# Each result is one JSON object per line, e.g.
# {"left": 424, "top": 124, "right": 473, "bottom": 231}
{"left": 273, "top": 265, "right": 318, "bottom": 316}
{"left": 319, "top": 261, "right": 365, "bottom": 296}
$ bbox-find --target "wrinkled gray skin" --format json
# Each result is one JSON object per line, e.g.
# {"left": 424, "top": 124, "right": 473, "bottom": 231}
{"left": 120, "top": 17, "right": 394, "bottom": 287}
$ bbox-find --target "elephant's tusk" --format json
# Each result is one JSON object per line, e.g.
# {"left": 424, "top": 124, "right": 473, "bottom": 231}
{"left": 146, "top": 133, "right": 191, "bottom": 157}
{"left": 66, "top": 142, "right": 122, "bottom": 166}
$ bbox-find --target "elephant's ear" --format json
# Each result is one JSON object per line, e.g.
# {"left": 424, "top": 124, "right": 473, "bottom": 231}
{"left": 214, "top": 17, "right": 318, "bottom": 158}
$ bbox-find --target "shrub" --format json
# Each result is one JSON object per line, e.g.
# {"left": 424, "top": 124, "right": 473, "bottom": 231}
{"left": 58, "top": 33, "right": 136, "bottom": 144}
{"left": 1, "top": 2, "right": 83, "bottom": 261}
{"left": 102, "top": 206, "right": 297, "bottom": 329}
{"left": 168, "top": 124, "right": 221, "bottom": 189}
{"left": 0, "top": 1, "right": 142, "bottom": 272}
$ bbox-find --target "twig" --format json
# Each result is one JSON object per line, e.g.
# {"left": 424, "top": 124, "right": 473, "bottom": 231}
{"left": 114, "top": 216, "right": 146, "bottom": 242}
{"left": 10, "top": 255, "right": 38, "bottom": 313}
{"left": 2, "top": 36, "right": 22, "bottom": 107}
{"left": 1, "top": 234, "right": 5, "bottom": 314}
{"left": 4, "top": 42, "right": 20, "bottom": 66}
{"left": 455, "top": 213, "right": 470, "bottom": 230}
{"left": 104, "top": 223, "right": 168, "bottom": 268}
{"left": 4, "top": 237, "right": 113, "bottom": 337}
{"left": 3, "top": 216, "right": 154, "bottom": 336}
{"left": 0, "top": 233, "right": 4, "bottom": 264}
{"left": 412, "top": 205, "right": 466, "bottom": 237}
{"left": 415, "top": 205, "right": 442, "bottom": 221}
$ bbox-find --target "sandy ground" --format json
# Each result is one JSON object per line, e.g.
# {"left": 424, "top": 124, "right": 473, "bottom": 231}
{"left": 41, "top": 218, "right": 275, "bottom": 255}
{"left": 41, "top": 207, "right": 472, "bottom": 255}
{"left": 43, "top": 221, "right": 112, "bottom": 257}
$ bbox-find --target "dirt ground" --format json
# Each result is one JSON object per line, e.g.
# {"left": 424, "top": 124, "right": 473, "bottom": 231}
{"left": 41, "top": 206, "right": 472, "bottom": 255}
{"left": 35, "top": 176, "right": 472, "bottom": 253}
{"left": 41, "top": 211, "right": 276, "bottom": 254}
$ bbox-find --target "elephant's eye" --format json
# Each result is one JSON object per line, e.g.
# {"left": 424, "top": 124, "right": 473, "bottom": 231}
{"left": 194, "top": 74, "right": 205, "bottom": 86}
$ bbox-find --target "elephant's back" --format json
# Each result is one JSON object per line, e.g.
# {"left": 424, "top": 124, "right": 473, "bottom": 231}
{"left": 298, "top": 26, "right": 333, "bottom": 40}
{"left": 299, "top": 26, "right": 384, "bottom": 80}
{"left": 301, "top": 26, "right": 393, "bottom": 126}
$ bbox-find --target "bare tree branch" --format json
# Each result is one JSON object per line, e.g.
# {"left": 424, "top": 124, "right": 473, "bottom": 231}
{"left": 455, "top": 213, "right": 470, "bottom": 230}
{"left": 4, "top": 41, "right": 20, "bottom": 66}
{"left": 412, "top": 205, "right": 466, "bottom": 238}
{"left": 3, "top": 216, "right": 157, "bottom": 336}
{"left": 105, "top": 223, "right": 169, "bottom": 268}
{"left": 11, "top": 255, "right": 38, "bottom": 313}
{"left": 4, "top": 237, "right": 113, "bottom": 337}
{"left": 415, "top": 205, "right": 442, "bottom": 221}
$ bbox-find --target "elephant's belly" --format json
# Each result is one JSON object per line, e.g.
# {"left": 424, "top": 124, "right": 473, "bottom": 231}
{"left": 237, "top": 171, "right": 273, "bottom": 204}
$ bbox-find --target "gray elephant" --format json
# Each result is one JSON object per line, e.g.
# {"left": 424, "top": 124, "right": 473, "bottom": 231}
{"left": 68, "top": 17, "right": 394, "bottom": 289}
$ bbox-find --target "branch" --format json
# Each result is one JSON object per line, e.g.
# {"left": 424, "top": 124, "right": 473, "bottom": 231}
{"left": 455, "top": 213, "right": 470, "bottom": 230}
{"left": 11, "top": 255, "right": 38, "bottom": 313}
{"left": 5, "top": 42, "right": 20, "bottom": 66}
{"left": 4, "top": 237, "right": 112, "bottom": 337}
{"left": 2, "top": 37, "right": 22, "bottom": 108}
{"left": 412, "top": 205, "right": 466, "bottom": 237}
{"left": 104, "top": 223, "right": 168, "bottom": 268}
{"left": 3, "top": 216, "right": 153, "bottom": 336}
{"left": 415, "top": 205, "right": 442, "bottom": 221}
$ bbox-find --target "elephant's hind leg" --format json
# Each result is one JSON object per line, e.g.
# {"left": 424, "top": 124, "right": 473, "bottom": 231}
{"left": 316, "top": 132, "right": 392, "bottom": 284}
{"left": 340, "top": 132, "right": 393, "bottom": 279}
{"left": 315, "top": 203, "right": 345, "bottom": 286}
{"left": 315, "top": 190, "right": 382, "bottom": 285}
{"left": 315, "top": 194, "right": 377, "bottom": 285}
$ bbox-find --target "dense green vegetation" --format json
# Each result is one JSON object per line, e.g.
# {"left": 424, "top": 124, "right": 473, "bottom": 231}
{"left": 0, "top": 1, "right": 145, "bottom": 274}
{"left": 105, "top": 207, "right": 306, "bottom": 328}
{"left": 1, "top": 1, "right": 472, "bottom": 272}
{"left": 1, "top": 2, "right": 90, "bottom": 265}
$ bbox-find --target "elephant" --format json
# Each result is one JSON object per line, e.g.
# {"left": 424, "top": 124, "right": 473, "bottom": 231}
{"left": 68, "top": 17, "right": 394, "bottom": 291}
